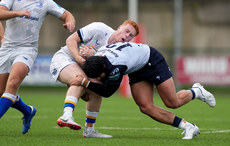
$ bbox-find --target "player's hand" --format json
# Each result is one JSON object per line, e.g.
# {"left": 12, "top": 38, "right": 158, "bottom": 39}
{"left": 76, "top": 55, "right": 85, "bottom": 65}
{"left": 79, "top": 44, "right": 96, "bottom": 58}
{"left": 70, "top": 74, "right": 85, "bottom": 86}
{"left": 63, "top": 22, "right": 75, "bottom": 32}
{"left": 16, "top": 10, "right": 31, "bottom": 18}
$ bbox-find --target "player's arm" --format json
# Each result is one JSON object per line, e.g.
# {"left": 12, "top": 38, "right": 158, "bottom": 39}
{"left": 80, "top": 65, "right": 127, "bottom": 97}
{"left": 0, "top": 21, "right": 4, "bottom": 44}
{"left": 60, "top": 10, "right": 75, "bottom": 33}
{"left": 87, "top": 78, "right": 122, "bottom": 97}
{"left": 0, "top": 6, "right": 30, "bottom": 20}
{"left": 66, "top": 31, "right": 85, "bottom": 64}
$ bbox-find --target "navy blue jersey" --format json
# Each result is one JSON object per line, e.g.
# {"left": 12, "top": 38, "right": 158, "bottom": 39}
{"left": 87, "top": 42, "right": 173, "bottom": 97}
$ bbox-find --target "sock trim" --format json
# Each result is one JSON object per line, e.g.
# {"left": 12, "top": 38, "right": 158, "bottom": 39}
{"left": 86, "top": 114, "right": 97, "bottom": 119}
{"left": 64, "top": 100, "right": 76, "bottom": 106}
{"left": 1, "top": 93, "right": 17, "bottom": 103}
{"left": 189, "top": 89, "right": 196, "bottom": 100}
{"left": 172, "top": 116, "right": 182, "bottom": 128}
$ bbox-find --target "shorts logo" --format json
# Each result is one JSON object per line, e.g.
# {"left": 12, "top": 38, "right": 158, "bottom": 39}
{"left": 52, "top": 68, "right": 57, "bottom": 76}
{"left": 23, "top": 56, "right": 28, "bottom": 60}
{"left": 156, "top": 76, "right": 160, "bottom": 80}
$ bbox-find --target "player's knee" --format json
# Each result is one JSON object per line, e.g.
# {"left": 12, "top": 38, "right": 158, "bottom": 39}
{"left": 164, "top": 102, "right": 180, "bottom": 109}
{"left": 138, "top": 104, "right": 152, "bottom": 114}
{"left": 7, "top": 79, "right": 20, "bottom": 91}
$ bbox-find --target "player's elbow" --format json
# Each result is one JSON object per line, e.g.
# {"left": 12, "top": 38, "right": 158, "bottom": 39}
{"left": 102, "top": 92, "right": 113, "bottom": 98}
{"left": 101, "top": 90, "right": 115, "bottom": 98}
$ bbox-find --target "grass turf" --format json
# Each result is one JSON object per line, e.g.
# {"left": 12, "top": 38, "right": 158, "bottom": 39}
{"left": 0, "top": 86, "right": 229, "bottom": 146}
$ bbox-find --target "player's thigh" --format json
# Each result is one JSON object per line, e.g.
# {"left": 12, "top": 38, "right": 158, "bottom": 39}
{"left": 156, "top": 77, "right": 178, "bottom": 104}
{"left": 58, "top": 63, "right": 85, "bottom": 84}
{"left": 6, "top": 62, "right": 29, "bottom": 93}
{"left": 9, "top": 62, "right": 29, "bottom": 82}
{"left": 130, "top": 81, "right": 154, "bottom": 106}
{"left": 0, "top": 73, "right": 9, "bottom": 96}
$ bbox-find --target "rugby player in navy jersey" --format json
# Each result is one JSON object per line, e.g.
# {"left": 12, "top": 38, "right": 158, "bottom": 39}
{"left": 73, "top": 42, "right": 216, "bottom": 139}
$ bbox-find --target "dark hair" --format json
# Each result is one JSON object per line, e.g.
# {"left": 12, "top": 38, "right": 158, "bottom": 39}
{"left": 83, "top": 56, "right": 105, "bottom": 78}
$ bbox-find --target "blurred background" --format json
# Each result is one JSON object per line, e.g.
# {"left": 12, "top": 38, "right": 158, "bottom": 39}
{"left": 2, "top": 0, "right": 230, "bottom": 93}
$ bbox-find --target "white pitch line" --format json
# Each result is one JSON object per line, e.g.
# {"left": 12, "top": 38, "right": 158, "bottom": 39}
{"left": 97, "top": 127, "right": 175, "bottom": 130}
{"left": 202, "top": 130, "right": 230, "bottom": 133}
{"left": 53, "top": 126, "right": 230, "bottom": 133}
{"left": 96, "top": 127, "right": 230, "bottom": 134}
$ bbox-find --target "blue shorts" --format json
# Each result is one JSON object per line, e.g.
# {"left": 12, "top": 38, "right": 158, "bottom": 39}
{"left": 128, "top": 47, "right": 173, "bottom": 86}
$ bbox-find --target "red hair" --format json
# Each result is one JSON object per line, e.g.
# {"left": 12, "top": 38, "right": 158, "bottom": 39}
{"left": 122, "top": 20, "right": 139, "bottom": 36}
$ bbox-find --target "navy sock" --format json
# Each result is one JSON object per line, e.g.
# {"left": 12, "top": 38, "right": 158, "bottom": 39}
{"left": 189, "top": 89, "right": 196, "bottom": 100}
{"left": 0, "top": 97, "right": 13, "bottom": 118}
{"left": 172, "top": 116, "right": 183, "bottom": 128}
{"left": 11, "top": 95, "right": 31, "bottom": 117}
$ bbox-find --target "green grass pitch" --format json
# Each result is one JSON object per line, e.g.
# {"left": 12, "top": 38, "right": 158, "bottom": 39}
{"left": 0, "top": 86, "right": 229, "bottom": 146}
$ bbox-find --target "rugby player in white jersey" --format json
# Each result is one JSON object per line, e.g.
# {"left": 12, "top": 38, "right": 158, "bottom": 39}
{"left": 50, "top": 20, "right": 139, "bottom": 138}
{"left": 73, "top": 42, "right": 216, "bottom": 139}
{"left": 0, "top": 0, "right": 75, "bottom": 134}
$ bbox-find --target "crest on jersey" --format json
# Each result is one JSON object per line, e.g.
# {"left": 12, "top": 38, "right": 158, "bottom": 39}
{"left": 95, "top": 40, "right": 100, "bottom": 45}
{"left": 108, "top": 68, "right": 120, "bottom": 81}
{"left": 36, "top": 1, "right": 43, "bottom": 8}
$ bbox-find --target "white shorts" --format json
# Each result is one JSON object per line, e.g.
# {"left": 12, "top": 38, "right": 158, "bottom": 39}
{"left": 0, "top": 47, "right": 37, "bottom": 74}
{"left": 50, "top": 49, "right": 78, "bottom": 81}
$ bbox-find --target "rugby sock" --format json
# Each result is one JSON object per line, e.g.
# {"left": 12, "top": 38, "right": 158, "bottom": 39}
{"left": 11, "top": 95, "right": 31, "bottom": 117}
{"left": 0, "top": 93, "right": 17, "bottom": 118}
{"left": 189, "top": 89, "right": 196, "bottom": 100}
{"left": 178, "top": 119, "right": 194, "bottom": 130}
{"left": 85, "top": 110, "right": 98, "bottom": 128}
{"left": 190, "top": 87, "right": 202, "bottom": 99}
{"left": 63, "top": 96, "right": 78, "bottom": 117}
{"left": 172, "top": 116, "right": 182, "bottom": 128}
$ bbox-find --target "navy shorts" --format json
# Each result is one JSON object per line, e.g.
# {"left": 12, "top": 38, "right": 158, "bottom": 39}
{"left": 128, "top": 47, "right": 173, "bottom": 86}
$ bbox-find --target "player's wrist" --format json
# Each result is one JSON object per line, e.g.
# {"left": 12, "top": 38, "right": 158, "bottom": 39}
{"left": 81, "top": 78, "right": 90, "bottom": 88}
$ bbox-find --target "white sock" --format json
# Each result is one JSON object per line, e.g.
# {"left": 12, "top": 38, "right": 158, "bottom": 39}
{"left": 85, "top": 126, "right": 94, "bottom": 130}
{"left": 63, "top": 107, "right": 73, "bottom": 117}
{"left": 192, "top": 88, "right": 202, "bottom": 98}
{"left": 85, "top": 110, "right": 98, "bottom": 129}
{"left": 178, "top": 119, "right": 194, "bottom": 130}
